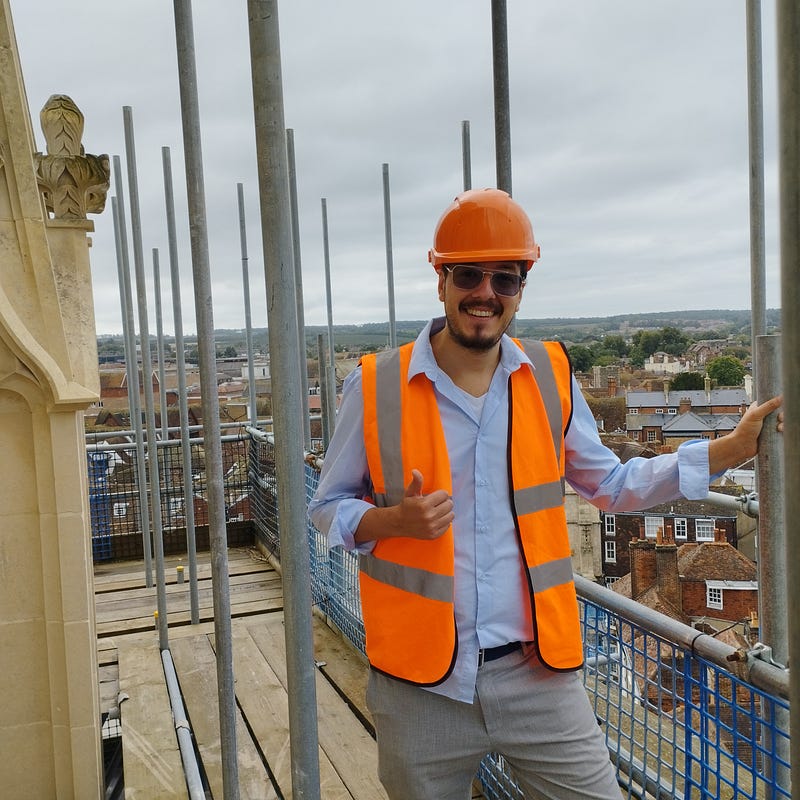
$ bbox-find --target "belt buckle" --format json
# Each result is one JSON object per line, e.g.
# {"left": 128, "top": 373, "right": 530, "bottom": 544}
{"left": 478, "top": 648, "right": 487, "bottom": 668}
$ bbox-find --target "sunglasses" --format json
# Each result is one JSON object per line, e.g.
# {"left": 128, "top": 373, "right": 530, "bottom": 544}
{"left": 442, "top": 264, "right": 525, "bottom": 297}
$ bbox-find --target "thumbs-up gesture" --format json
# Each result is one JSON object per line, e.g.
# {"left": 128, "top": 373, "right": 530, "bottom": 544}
{"left": 397, "top": 470, "right": 454, "bottom": 540}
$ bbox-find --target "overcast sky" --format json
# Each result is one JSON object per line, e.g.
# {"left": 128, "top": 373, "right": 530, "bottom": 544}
{"left": 10, "top": 1, "right": 781, "bottom": 335}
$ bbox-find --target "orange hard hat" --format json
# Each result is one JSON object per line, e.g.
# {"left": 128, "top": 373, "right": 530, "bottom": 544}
{"left": 428, "top": 188, "right": 540, "bottom": 272}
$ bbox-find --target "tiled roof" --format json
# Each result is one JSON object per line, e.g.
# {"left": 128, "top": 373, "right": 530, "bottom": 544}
{"left": 677, "top": 542, "right": 756, "bottom": 582}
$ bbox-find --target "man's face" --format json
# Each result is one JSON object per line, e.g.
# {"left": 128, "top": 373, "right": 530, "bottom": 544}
{"left": 437, "top": 260, "right": 526, "bottom": 351}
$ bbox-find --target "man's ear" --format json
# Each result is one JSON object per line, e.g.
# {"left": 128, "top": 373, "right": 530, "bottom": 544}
{"left": 437, "top": 269, "right": 446, "bottom": 302}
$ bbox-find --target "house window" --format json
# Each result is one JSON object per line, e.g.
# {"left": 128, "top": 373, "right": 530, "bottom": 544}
{"left": 647, "top": 430, "right": 658, "bottom": 442}
{"left": 668, "top": 408, "right": 677, "bottom": 415}
{"left": 707, "top": 586, "right": 723, "bottom": 609}
{"left": 604, "top": 515, "right": 616, "bottom": 535}
{"left": 696, "top": 519, "right": 715, "bottom": 541}
{"left": 655, "top": 408, "right": 664, "bottom": 414}
{"left": 605, "top": 576, "right": 620, "bottom": 587}
{"left": 605, "top": 540, "right": 616, "bottom": 563}
{"left": 645, "top": 516, "right": 664, "bottom": 539}
{"left": 674, "top": 518, "right": 688, "bottom": 540}
{"left": 628, "top": 408, "right": 639, "bottom": 415}
{"left": 113, "top": 502, "right": 128, "bottom": 518}
{"left": 631, "top": 431, "right": 640, "bottom": 441}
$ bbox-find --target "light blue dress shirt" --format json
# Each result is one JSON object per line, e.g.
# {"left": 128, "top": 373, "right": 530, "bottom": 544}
{"left": 308, "top": 319, "right": 713, "bottom": 703}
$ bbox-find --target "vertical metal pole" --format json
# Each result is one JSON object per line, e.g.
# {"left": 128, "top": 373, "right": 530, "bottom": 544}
{"left": 382, "top": 163, "right": 397, "bottom": 349}
{"left": 755, "top": 335, "right": 789, "bottom": 792}
{"left": 112, "top": 156, "right": 153, "bottom": 588}
{"left": 491, "top": 0, "right": 512, "bottom": 195}
{"left": 153, "top": 248, "right": 170, "bottom": 442}
{"left": 111, "top": 200, "right": 136, "bottom": 425}
{"left": 171, "top": 4, "right": 239, "bottom": 795}
{"left": 746, "top": 0, "right": 767, "bottom": 386}
{"left": 776, "top": 0, "right": 800, "bottom": 792}
{"left": 246, "top": 2, "right": 322, "bottom": 797}
{"left": 286, "top": 130, "right": 312, "bottom": 450}
{"left": 162, "top": 146, "right": 200, "bottom": 624}
{"left": 461, "top": 120, "right": 472, "bottom": 191}
{"left": 317, "top": 333, "right": 330, "bottom": 450}
{"left": 237, "top": 183, "right": 259, "bottom": 427}
{"left": 321, "top": 197, "right": 337, "bottom": 435}
{"left": 122, "top": 106, "right": 169, "bottom": 652}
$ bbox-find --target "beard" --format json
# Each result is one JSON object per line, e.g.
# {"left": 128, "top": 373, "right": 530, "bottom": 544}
{"left": 444, "top": 302, "right": 511, "bottom": 351}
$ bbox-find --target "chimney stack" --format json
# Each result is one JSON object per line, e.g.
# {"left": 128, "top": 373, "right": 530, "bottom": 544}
{"left": 629, "top": 538, "right": 656, "bottom": 600}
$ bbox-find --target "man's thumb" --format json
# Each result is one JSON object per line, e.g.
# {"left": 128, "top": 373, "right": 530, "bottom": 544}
{"left": 405, "top": 469, "right": 423, "bottom": 497}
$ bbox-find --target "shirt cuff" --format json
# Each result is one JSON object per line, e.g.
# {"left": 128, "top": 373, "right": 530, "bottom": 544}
{"left": 327, "top": 498, "right": 377, "bottom": 554}
{"left": 676, "top": 439, "right": 712, "bottom": 499}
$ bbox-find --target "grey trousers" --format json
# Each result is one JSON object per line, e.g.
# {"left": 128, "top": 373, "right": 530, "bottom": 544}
{"left": 366, "top": 644, "right": 622, "bottom": 800}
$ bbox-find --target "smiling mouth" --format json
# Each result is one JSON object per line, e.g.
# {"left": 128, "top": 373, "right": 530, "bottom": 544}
{"left": 464, "top": 307, "right": 497, "bottom": 318}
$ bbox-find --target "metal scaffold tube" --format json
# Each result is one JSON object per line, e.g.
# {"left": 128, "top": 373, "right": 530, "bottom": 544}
{"left": 286, "top": 129, "right": 312, "bottom": 450}
{"left": 776, "top": 0, "right": 800, "bottom": 793}
{"left": 112, "top": 158, "right": 153, "bottom": 588}
{"left": 171, "top": 2, "right": 239, "bottom": 795}
{"left": 746, "top": 0, "right": 767, "bottom": 380}
{"left": 491, "top": 0, "right": 511, "bottom": 195}
{"left": 321, "top": 197, "right": 337, "bottom": 437}
{"left": 153, "top": 248, "right": 170, "bottom": 443}
{"left": 237, "top": 183, "right": 258, "bottom": 428}
{"left": 382, "top": 163, "right": 397, "bottom": 349}
{"left": 123, "top": 106, "right": 169, "bottom": 652}
{"left": 461, "top": 119, "right": 472, "bottom": 191}
{"left": 162, "top": 145, "right": 200, "bottom": 624}
{"left": 246, "top": 1, "right": 322, "bottom": 796}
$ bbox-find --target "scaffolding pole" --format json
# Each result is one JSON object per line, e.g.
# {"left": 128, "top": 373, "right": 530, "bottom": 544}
{"left": 491, "top": 0, "right": 511, "bottom": 195}
{"left": 122, "top": 106, "right": 169, "bottom": 651}
{"left": 246, "top": 1, "right": 322, "bottom": 796}
{"left": 382, "top": 163, "right": 397, "bottom": 349}
{"left": 286, "top": 129, "right": 312, "bottom": 450}
{"left": 237, "top": 183, "right": 258, "bottom": 428}
{"left": 461, "top": 120, "right": 472, "bottom": 191}
{"left": 111, "top": 158, "right": 153, "bottom": 588}
{"left": 171, "top": 2, "right": 239, "bottom": 795}
{"left": 776, "top": 0, "right": 799, "bottom": 794}
{"left": 162, "top": 145, "right": 200, "bottom": 624}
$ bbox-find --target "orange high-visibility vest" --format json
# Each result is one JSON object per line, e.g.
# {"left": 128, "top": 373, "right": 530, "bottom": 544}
{"left": 360, "top": 338, "right": 583, "bottom": 685}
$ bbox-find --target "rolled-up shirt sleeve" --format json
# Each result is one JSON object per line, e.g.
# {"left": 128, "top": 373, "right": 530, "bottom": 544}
{"left": 565, "top": 377, "right": 712, "bottom": 510}
{"left": 308, "top": 368, "right": 377, "bottom": 554}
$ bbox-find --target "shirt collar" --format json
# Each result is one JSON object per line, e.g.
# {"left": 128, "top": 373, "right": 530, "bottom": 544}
{"left": 407, "top": 317, "right": 534, "bottom": 384}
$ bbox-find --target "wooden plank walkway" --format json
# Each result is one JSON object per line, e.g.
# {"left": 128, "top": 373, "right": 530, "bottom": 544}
{"left": 96, "top": 547, "right": 389, "bottom": 799}
{"left": 97, "top": 547, "right": 485, "bottom": 799}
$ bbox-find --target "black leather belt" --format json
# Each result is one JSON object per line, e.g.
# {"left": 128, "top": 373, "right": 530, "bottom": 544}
{"left": 478, "top": 641, "right": 523, "bottom": 667}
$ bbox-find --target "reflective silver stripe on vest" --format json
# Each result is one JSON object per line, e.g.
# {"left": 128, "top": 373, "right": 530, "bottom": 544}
{"left": 374, "top": 348, "right": 405, "bottom": 507}
{"left": 520, "top": 340, "right": 563, "bottom": 467}
{"left": 513, "top": 478, "right": 565, "bottom": 515}
{"left": 359, "top": 552, "right": 453, "bottom": 603}
{"left": 528, "top": 556, "right": 574, "bottom": 593}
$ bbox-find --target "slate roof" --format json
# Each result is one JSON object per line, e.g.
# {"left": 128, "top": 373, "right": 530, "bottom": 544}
{"left": 625, "top": 388, "right": 749, "bottom": 407}
{"left": 661, "top": 411, "right": 739, "bottom": 434}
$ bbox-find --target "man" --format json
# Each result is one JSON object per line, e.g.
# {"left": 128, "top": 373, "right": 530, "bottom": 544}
{"left": 309, "top": 188, "right": 781, "bottom": 800}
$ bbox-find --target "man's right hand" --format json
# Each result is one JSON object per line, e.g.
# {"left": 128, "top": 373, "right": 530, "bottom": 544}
{"left": 354, "top": 469, "right": 454, "bottom": 544}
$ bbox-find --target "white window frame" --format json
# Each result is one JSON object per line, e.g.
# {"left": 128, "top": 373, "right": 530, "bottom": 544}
{"left": 605, "top": 576, "right": 620, "bottom": 587}
{"left": 113, "top": 502, "right": 128, "bottom": 518}
{"left": 707, "top": 585, "right": 723, "bottom": 609}
{"left": 645, "top": 516, "right": 664, "bottom": 539}
{"left": 668, "top": 408, "right": 677, "bottom": 415}
{"left": 674, "top": 518, "right": 688, "bottom": 540}
{"left": 655, "top": 407, "right": 664, "bottom": 414}
{"left": 696, "top": 519, "right": 715, "bottom": 541}
{"left": 647, "top": 430, "right": 658, "bottom": 442}
{"left": 628, "top": 408, "right": 639, "bottom": 415}
{"left": 605, "top": 540, "right": 617, "bottom": 563}
{"left": 604, "top": 515, "right": 616, "bottom": 535}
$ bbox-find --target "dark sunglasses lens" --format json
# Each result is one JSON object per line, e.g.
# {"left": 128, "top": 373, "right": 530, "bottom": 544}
{"left": 449, "top": 265, "right": 521, "bottom": 296}
{"left": 490, "top": 273, "right": 521, "bottom": 296}
{"left": 451, "top": 266, "right": 483, "bottom": 290}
